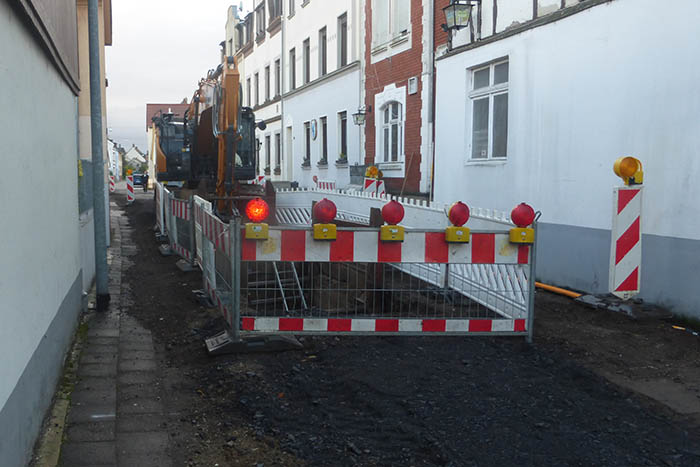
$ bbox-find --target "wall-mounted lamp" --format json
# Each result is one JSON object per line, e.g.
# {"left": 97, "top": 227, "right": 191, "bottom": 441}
{"left": 441, "top": 0, "right": 480, "bottom": 51}
{"left": 352, "top": 105, "right": 372, "bottom": 126}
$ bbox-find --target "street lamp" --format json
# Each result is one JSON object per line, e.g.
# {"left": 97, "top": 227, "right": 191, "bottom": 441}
{"left": 441, "top": 0, "right": 479, "bottom": 51}
{"left": 352, "top": 106, "right": 371, "bottom": 126}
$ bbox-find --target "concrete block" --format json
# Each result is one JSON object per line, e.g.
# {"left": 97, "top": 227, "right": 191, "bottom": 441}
{"left": 65, "top": 421, "right": 116, "bottom": 443}
{"left": 118, "top": 359, "right": 157, "bottom": 372}
{"left": 117, "top": 398, "right": 163, "bottom": 415}
{"left": 116, "top": 414, "right": 167, "bottom": 433}
{"left": 60, "top": 441, "right": 116, "bottom": 466}
{"left": 117, "top": 371, "right": 157, "bottom": 386}
{"left": 78, "top": 362, "right": 118, "bottom": 378}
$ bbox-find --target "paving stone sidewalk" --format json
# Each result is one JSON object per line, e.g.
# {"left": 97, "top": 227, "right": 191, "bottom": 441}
{"left": 59, "top": 203, "right": 171, "bottom": 467}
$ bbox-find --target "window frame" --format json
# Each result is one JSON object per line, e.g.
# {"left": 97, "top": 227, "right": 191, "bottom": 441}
{"left": 319, "top": 27, "right": 327, "bottom": 77}
{"left": 338, "top": 111, "right": 348, "bottom": 158}
{"left": 264, "top": 65, "right": 271, "bottom": 101}
{"left": 319, "top": 116, "right": 328, "bottom": 164}
{"left": 289, "top": 48, "right": 296, "bottom": 91}
{"left": 371, "top": 0, "right": 410, "bottom": 50}
{"left": 468, "top": 59, "right": 509, "bottom": 161}
{"left": 338, "top": 13, "right": 348, "bottom": 68}
{"left": 265, "top": 134, "right": 271, "bottom": 171}
{"left": 303, "top": 121, "right": 311, "bottom": 164}
{"left": 274, "top": 59, "right": 281, "bottom": 97}
{"left": 255, "top": 3, "right": 266, "bottom": 41}
{"left": 380, "top": 101, "right": 403, "bottom": 163}
{"left": 303, "top": 38, "right": 310, "bottom": 84}
{"left": 254, "top": 72, "right": 260, "bottom": 107}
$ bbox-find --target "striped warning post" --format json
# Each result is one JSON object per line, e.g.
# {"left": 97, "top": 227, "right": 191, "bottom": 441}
{"left": 363, "top": 178, "right": 386, "bottom": 197}
{"left": 126, "top": 175, "right": 135, "bottom": 204}
{"left": 109, "top": 175, "right": 115, "bottom": 193}
{"left": 241, "top": 229, "right": 530, "bottom": 265}
{"left": 241, "top": 317, "right": 527, "bottom": 335}
{"left": 609, "top": 186, "right": 642, "bottom": 299}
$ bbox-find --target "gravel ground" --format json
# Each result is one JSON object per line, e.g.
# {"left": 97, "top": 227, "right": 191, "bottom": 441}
{"left": 118, "top": 189, "right": 700, "bottom": 467}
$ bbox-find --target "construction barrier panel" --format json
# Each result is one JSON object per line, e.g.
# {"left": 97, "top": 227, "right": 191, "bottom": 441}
{"left": 237, "top": 226, "right": 533, "bottom": 337}
{"left": 161, "top": 187, "right": 195, "bottom": 263}
{"left": 154, "top": 182, "right": 166, "bottom": 239}
{"left": 109, "top": 175, "right": 115, "bottom": 193}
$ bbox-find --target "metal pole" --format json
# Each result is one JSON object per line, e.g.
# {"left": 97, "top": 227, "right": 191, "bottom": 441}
{"left": 527, "top": 220, "right": 538, "bottom": 343}
{"left": 89, "top": 0, "right": 109, "bottom": 311}
{"left": 230, "top": 218, "right": 242, "bottom": 341}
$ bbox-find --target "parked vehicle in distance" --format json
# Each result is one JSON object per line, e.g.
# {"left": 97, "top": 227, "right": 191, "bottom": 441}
{"left": 132, "top": 173, "right": 145, "bottom": 186}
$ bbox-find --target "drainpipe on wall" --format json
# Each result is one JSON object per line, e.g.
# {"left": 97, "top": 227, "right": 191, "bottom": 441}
{"left": 88, "top": 0, "right": 110, "bottom": 311}
{"left": 427, "top": 0, "right": 435, "bottom": 201}
{"left": 281, "top": 6, "right": 286, "bottom": 181}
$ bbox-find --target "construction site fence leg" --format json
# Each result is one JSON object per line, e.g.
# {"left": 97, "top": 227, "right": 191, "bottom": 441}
{"left": 527, "top": 220, "right": 538, "bottom": 344}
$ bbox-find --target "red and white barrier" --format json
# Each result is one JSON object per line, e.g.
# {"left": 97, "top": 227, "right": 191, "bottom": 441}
{"left": 109, "top": 175, "right": 115, "bottom": 193}
{"left": 171, "top": 198, "right": 191, "bottom": 221}
{"left": 126, "top": 175, "right": 135, "bottom": 204}
{"left": 247, "top": 175, "right": 266, "bottom": 187}
{"left": 242, "top": 228, "right": 530, "bottom": 265}
{"left": 316, "top": 179, "right": 337, "bottom": 191}
{"left": 242, "top": 317, "right": 527, "bottom": 334}
{"left": 197, "top": 206, "right": 230, "bottom": 256}
{"left": 609, "top": 187, "right": 642, "bottom": 299}
{"left": 363, "top": 178, "right": 386, "bottom": 197}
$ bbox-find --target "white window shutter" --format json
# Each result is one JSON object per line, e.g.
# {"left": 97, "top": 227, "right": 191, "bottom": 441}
{"left": 393, "top": 0, "right": 410, "bottom": 38}
{"left": 372, "top": 0, "right": 389, "bottom": 47}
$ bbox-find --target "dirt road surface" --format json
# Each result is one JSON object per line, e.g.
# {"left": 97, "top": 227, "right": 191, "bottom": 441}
{"left": 118, "top": 189, "right": 700, "bottom": 466}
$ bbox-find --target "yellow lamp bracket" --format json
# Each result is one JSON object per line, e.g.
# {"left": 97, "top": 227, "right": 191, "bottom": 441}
{"left": 509, "top": 227, "right": 535, "bottom": 244}
{"left": 613, "top": 156, "right": 643, "bottom": 186}
{"left": 245, "top": 223, "right": 269, "bottom": 240}
{"left": 313, "top": 223, "right": 337, "bottom": 241}
{"left": 445, "top": 226, "right": 470, "bottom": 243}
{"left": 380, "top": 225, "right": 405, "bottom": 242}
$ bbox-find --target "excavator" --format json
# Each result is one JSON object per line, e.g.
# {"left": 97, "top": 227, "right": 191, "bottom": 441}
{"left": 152, "top": 55, "right": 271, "bottom": 217}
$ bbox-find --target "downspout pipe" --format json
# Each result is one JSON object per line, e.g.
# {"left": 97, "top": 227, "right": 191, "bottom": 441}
{"left": 89, "top": 0, "right": 110, "bottom": 311}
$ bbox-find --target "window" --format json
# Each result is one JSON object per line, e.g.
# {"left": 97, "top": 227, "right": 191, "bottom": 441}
{"left": 265, "top": 134, "right": 271, "bottom": 170}
{"left": 381, "top": 102, "right": 403, "bottom": 162}
{"left": 236, "top": 24, "right": 244, "bottom": 50}
{"left": 289, "top": 0, "right": 295, "bottom": 17}
{"left": 244, "top": 13, "right": 253, "bottom": 44}
{"left": 228, "top": 39, "right": 233, "bottom": 56}
{"left": 303, "top": 38, "right": 310, "bottom": 84}
{"left": 275, "top": 133, "right": 281, "bottom": 171}
{"left": 254, "top": 72, "right": 259, "bottom": 106}
{"left": 469, "top": 60, "right": 509, "bottom": 160}
{"left": 320, "top": 116, "right": 328, "bottom": 163}
{"left": 268, "top": 0, "right": 282, "bottom": 20}
{"left": 289, "top": 48, "right": 296, "bottom": 90}
{"left": 338, "top": 13, "right": 348, "bottom": 67}
{"left": 246, "top": 77, "right": 251, "bottom": 106}
{"left": 265, "top": 65, "right": 270, "bottom": 101}
{"left": 274, "top": 59, "right": 281, "bottom": 96}
{"left": 372, "top": 0, "right": 409, "bottom": 48}
{"left": 255, "top": 3, "right": 266, "bottom": 40}
{"left": 303, "top": 122, "right": 311, "bottom": 165}
{"left": 338, "top": 111, "right": 348, "bottom": 158}
{"left": 319, "top": 27, "right": 327, "bottom": 76}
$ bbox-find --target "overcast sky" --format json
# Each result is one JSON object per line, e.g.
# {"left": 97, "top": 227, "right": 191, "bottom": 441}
{"left": 106, "top": 0, "right": 256, "bottom": 151}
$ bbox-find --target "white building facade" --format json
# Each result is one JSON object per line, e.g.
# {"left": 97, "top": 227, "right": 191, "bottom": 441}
{"left": 433, "top": 0, "right": 700, "bottom": 318}
{"left": 229, "top": 0, "right": 365, "bottom": 188}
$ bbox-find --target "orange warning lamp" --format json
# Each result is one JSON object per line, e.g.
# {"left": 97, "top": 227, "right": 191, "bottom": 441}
{"left": 613, "top": 156, "right": 643, "bottom": 186}
{"left": 510, "top": 203, "right": 536, "bottom": 244}
{"left": 313, "top": 198, "right": 337, "bottom": 240}
{"left": 380, "top": 200, "right": 405, "bottom": 242}
{"left": 445, "top": 201, "right": 471, "bottom": 243}
{"left": 245, "top": 198, "right": 270, "bottom": 240}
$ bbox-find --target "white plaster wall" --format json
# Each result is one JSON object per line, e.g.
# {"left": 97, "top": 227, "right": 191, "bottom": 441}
{"left": 286, "top": 68, "right": 361, "bottom": 187}
{"left": 285, "top": 0, "right": 357, "bottom": 86}
{"left": 434, "top": 0, "right": 700, "bottom": 241}
{"left": 0, "top": 3, "right": 81, "bottom": 409}
{"left": 495, "top": 1, "right": 533, "bottom": 33}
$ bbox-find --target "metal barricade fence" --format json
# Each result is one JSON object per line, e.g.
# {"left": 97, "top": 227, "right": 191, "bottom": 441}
{"left": 163, "top": 189, "right": 195, "bottom": 264}
{"left": 193, "top": 199, "right": 235, "bottom": 330}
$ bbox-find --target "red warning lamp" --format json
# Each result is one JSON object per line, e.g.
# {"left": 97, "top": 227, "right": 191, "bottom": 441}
{"left": 246, "top": 198, "right": 270, "bottom": 223}
{"left": 448, "top": 202, "right": 470, "bottom": 227}
{"left": 381, "top": 200, "right": 405, "bottom": 225}
{"left": 511, "top": 203, "right": 535, "bottom": 228}
{"left": 313, "top": 198, "right": 337, "bottom": 223}
{"left": 380, "top": 200, "right": 405, "bottom": 242}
